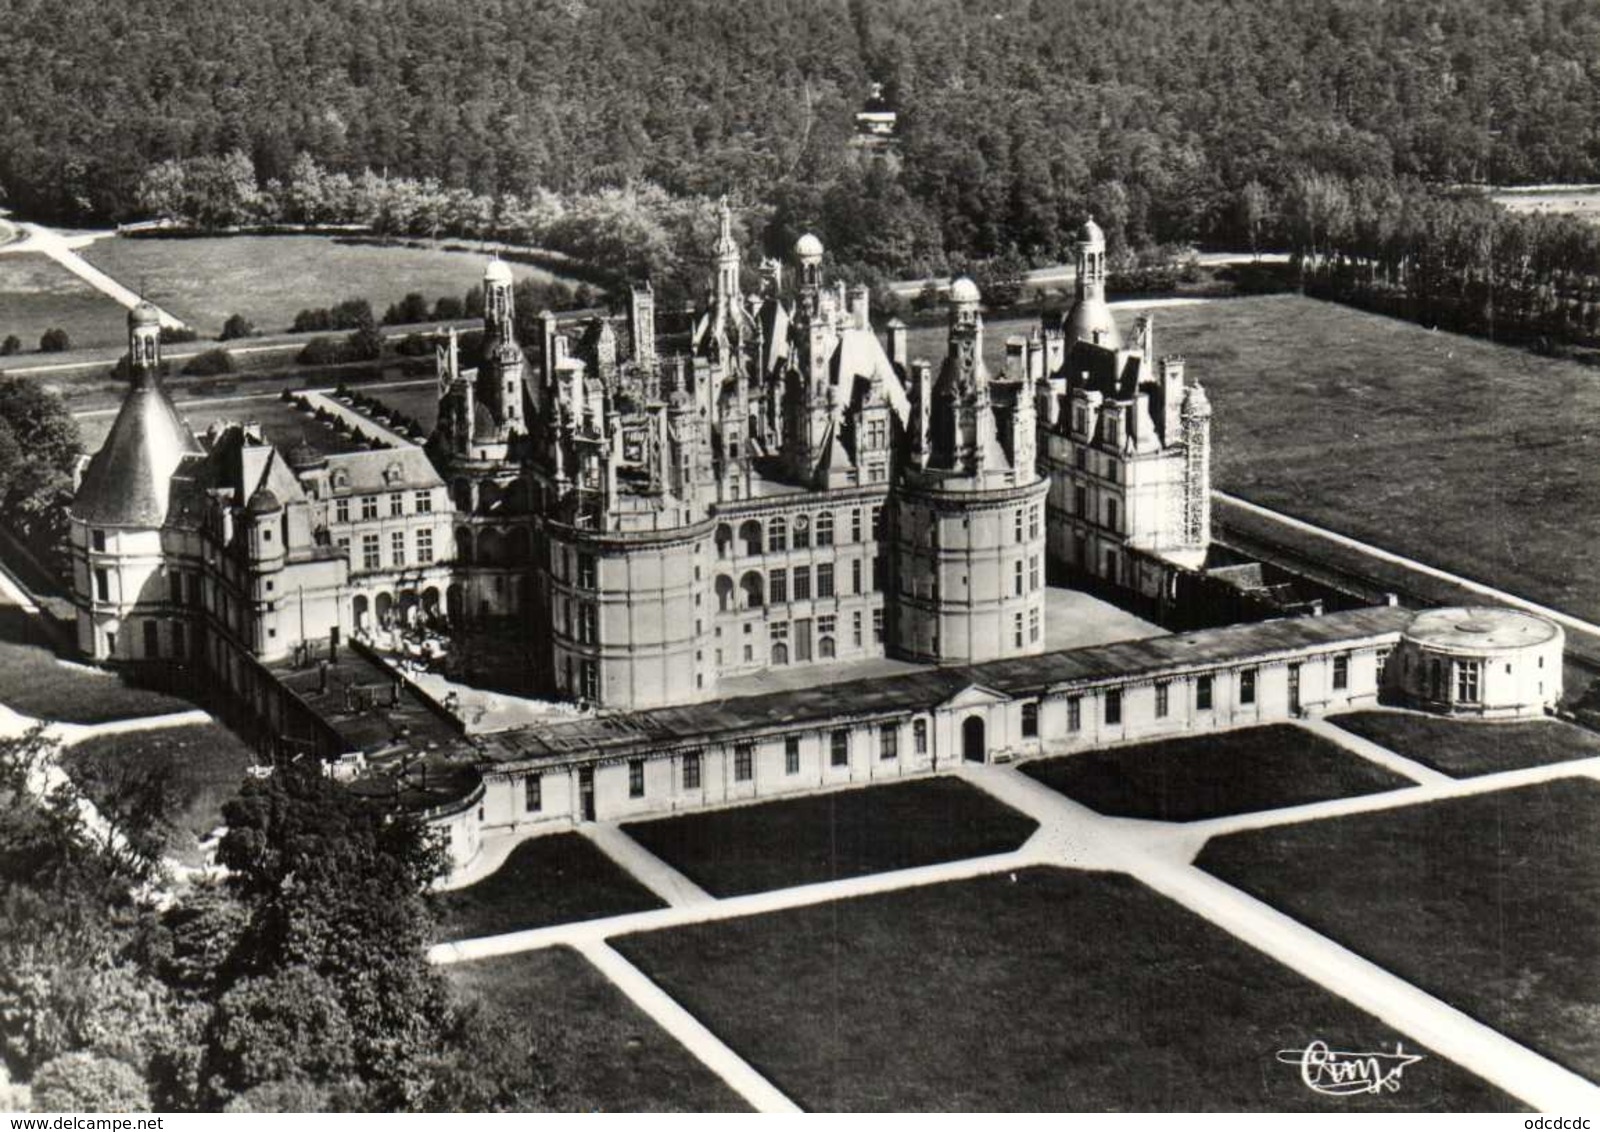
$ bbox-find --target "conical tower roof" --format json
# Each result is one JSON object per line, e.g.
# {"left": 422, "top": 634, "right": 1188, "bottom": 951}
{"left": 71, "top": 373, "right": 202, "bottom": 528}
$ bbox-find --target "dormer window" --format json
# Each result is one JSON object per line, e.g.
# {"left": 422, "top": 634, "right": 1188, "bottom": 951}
{"left": 331, "top": 468, "right": 350, "bottom": 490}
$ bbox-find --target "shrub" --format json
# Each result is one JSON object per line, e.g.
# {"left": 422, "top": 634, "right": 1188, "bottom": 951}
{"left": 381, "top": 292, "right": 430, "bottom": 326}
{"left": 432, "top": 296, "right": 464, "bottom": 320}
{"left": 30, "top": 1052, "right": 150, "bottom": 1113}
{"left": 159, "top": 325, "right": 198, "bottom": 344}
{"left": 296, "top": 337, "right": 346, "bottom": 365}
{"left": 38, "top": 328, "right": 70, "bottom": 353}
{"left": 394, "top": 333, "right": 433, "bottom": 357}
{"left": 181, "top": 348, "right": 235, "bottom": 377}
{"left": 219, "top": 313, "right": 254, "bottom": 340}
{"left": 291, "top": 308, "right": 333, "bottom": 333}
{"left": 1, "top": 335, "right": 20, "bottom": 356}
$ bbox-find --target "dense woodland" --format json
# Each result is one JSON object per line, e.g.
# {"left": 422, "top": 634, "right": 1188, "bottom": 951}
{"left": 5, "top": 0, "right": 1600, "bottom": 289}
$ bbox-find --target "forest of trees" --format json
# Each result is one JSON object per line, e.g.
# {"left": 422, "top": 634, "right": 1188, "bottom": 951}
{"left": 5, "top": 0, "right": 1600, "bottom": 288}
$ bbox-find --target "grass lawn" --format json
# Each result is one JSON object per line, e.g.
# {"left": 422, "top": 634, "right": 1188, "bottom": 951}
{"left": 614, "top": 868, "right": 1516, "bottom": 1111}
{"left": 1198, "top": 778, "right": 1600, "bottom": 1083}
{"left": 0, "top": 251, "right": 130, "bottom": 349}
{"left": 59, "top": 722, "right": 257, "bottom": 865}
{"left": 443, "top": 946, "right": 747, "bottom": 1112}
{"left": 432, "top": 832, "right": 665, "bottom": 940}
{"left": 0, "top": 595, "right": 197, "bottom": 723}
{"left": 622, "top": 777, "right": 1037, "bottom": 897}
{"left": 80, "top": 235, "right": 581, "bottom": 338}
{"left": 1021, "top": 724, "right": 1408, "bottom": 821}
{"left": 76, "top": 387, "right": 381, "bottom": 456}
{"left": 1329, "top": 710, "right": 1600, "bottom": 777}
{"left": 366, "top": 384, "right": 441, "bottom": 435}
{"left": 910, "top": 294, "right": 1600, "bottom": 624}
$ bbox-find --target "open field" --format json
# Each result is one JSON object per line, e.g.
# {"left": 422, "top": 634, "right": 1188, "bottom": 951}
{"left": 0, "top": 592, "right": 196, "bottom": 723}
{"left": 1021, "top": 724, "right": 1408, "bottom": 821}
{"left": 0, "top": 251, "right": 130, "bottom": 350}
{"left": 1329, "top": 710, "right": 1600, "bottom": 777}
{"left": 614, "top": 867, "right": 1516, "bottom": 1111}
{"left": 1491, "top": 186, "right": 1600, "bottom": 224}
{"left": 60, "top": 722, "right": 256, "bottom": 864}
{"left": 80, "top": 235, "right": 582, "bottom": 338}
{"left": 623, "top": 778, "right": 1036, "bottom": 897}
{"left": 443, "top": 946, "right": 747, "bottom": 1112}
{"left": 366, "top": 384, "right": 441, "bottom": 434}
{"left": 432, "top": 833, "right": 665, "bottom": 941}
{"left": 911, "top": 294, "right": 1600, "bottom": 624}
{"left": 1198, "top": 778, "right": 1600, "bottom": 1082}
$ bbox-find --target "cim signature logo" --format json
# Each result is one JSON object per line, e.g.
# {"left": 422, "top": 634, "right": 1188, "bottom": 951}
{"left": 1276, "top": 1039, "right": 1424, "bottom": 1096}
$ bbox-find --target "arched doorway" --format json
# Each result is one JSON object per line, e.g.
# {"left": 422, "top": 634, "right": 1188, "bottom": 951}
{"left": 421, "top": 586, "right": 441, "bottom": 618}
{"left": 446, "top": 584, "right": 465, "bottom": 623}
{"left": 375, "top": 591, "right": 394, "bottom": 628}
{"left": 962, "top": 715, "right": 986, "bottom": 763}
{"left": 352, "top": 594, "right": 370, "bottom": 632}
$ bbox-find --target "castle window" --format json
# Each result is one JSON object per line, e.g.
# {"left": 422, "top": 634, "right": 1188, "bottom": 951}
{"left": 1333, "top": 653, "right": 1350, "bottom": 690}
{"left": 578, "top": 603, "right": 597, "bottom": 644}
{"left": 391, "top": 530, "right": 406, "bottom": 567}
{"left": 1067, "top": 696, "right": 1081, "bottom": 731}
{"left": 628, "top": 759, "right": 645, "bottom": 798}
{"left": 914, "top": 718, "right": 928, "bottom": 754}
{"left": 362, "top": 534, "right": 380, "bottom": 570}
{"left": 581, "top": 660, "right": 599, "bottom": 700}
{"left": 336, "top": 497, "right": 350, "bottom": 524}
{"left": 880, "top": 723, "right": 898, "bottom": 760}
{"left": 785, "top": 736, "right": 800, "bottom": 775}
{"left": 1456, "top": 660, "right": 1481, "bottom": 704}
{"left": 816, "top": 512, "right": 834, "bottom": 546}
{"left": 1105, "top": 460, "right": 1119, "bottom": 484}
{"left": 1155, "top": 682, "right": 1170, "bottom": 717}
{"left": 525, "top": 775, "right": 542, "bottom": 813}
{"left": 1014, "top": 508, "right": 1024, "bottom": 543}
{"left": 830, "top": 729, "right": 850, "bottom": 768}
{"left": 1029, "top": 607, "right": 1040, "bottom": 643}
{"left": 1076, "top": 447, "right": 1087, "bottom": 471}
{"left": 1105, "top": 689, "right": 1122, "bottom": 725}
{"left": 1014, "top": 561, "right": 1024, "bottom": 596}
{"left": 793, "top": 566, "right": 811, "bottom": 601}
{"left": 734, "top": 744, "right": 753, "bottom": 782}
{"left": 851, "top": 508, "right": 862, "bottom": 542}
{"left": 793, "top": 515, "right": 810, "bottom": 549}
{"left": 1074, "top": 486, "right": 1087, "bottom": 516}
{"left": 1030, "top": 505, "right": 1041, "bottom": 539}
{"left": 819, "top": 635, "right": 835, "bottom": 659}
{"left": 91, "top": 530, "right": 105, "bottom": 552}
{"left": 1030, "top": 556, "right": 1041, "bottom": 591}
{"left": 261, "top": 527, "right": 272, "bottom": 543}
{"left": 682, "top": 752, "right": 701, "bottom": 790}
{"left": 170, "top": 621, "right": 186, "bottom": 659}
{"left": 867, "top": 418, "right": 887, "bottom": 449}
{"left": 390, "top": 493, "right": 404, "bottom": 517}
{"left": 577, "top": 553, "right": 597, "bottom": 589}
{"left": 817, "top": 563, "right": 834, "bottom": 598}
{"left": 1376, "top": 648, "right": 1391, "bottom": 676}
{"left": 1106, "top": 498, "right": 1119, "bottom": 532}
{"left": 768, "top": 517, "right": 788, "bottom": 553}
{"left": 768, "top": 568, "right": 787, "bottom": 604}
{"left": 853, "top": 610, "right": 863, "bottom": 646}
{"left": 361, "top": 495, "right": 378, "bottom": 520}
{"left": 872, "top": 557, "right": 885, "bottom": 592}
{"left": 1021, "top": 702, "right": 1039, "bottom": 738}
{"left": 415, "top": 490, "right": 432, "bottom": 513}
{"left": 417, "top": 528, "right": 434, "bottom": 564}
{"left": 873, "top": 608, "right": 884, "bottom": 643}
{"left": 1196, "top": 675, "right": 1213, "bottom": 711}
{"left": 871, "top": 506, "right": 883, "bottom": 540}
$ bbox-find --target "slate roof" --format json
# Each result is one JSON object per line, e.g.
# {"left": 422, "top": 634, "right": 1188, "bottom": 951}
{"left": 484, "top": 606, "right": 1414, "bottom": 767}
{"left": 71, "top": 374, "right": 203, "bottom": 528}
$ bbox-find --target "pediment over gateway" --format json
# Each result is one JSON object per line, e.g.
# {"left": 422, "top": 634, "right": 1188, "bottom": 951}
{"left": 938, "top": 684, "right": 1011, "bottom": 712}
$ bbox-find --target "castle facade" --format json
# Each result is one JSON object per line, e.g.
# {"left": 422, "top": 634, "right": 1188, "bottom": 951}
{"left": 67, "top": 216, "right": 1210, "bottom": 713}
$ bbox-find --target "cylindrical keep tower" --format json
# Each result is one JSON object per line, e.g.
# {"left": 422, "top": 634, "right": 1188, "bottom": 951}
{"left": 545, "top": 519, "right": 717, "bottom": 709}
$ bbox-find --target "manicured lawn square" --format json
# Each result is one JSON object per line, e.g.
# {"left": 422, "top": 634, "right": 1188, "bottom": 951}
{"left": 614, "top": 868, "right": 1517, "bottom": 1111}
{"left": 1198, "top": 778, "right": 1600, "bottom": 1082}
{"left": 432, "top": 832, "right": 664, "bottom": 940}
{"left": 622, "top": 777, "right": 1037, "bottom": 897}
{"left": 1330, "top": 710, "right": 1600, "bottom": 777}
{"left": 443, "top": 946, "right": 746, "bottom": 1112}
{"left": 1021, "top": 724, "right": 1407, "bottom": 821}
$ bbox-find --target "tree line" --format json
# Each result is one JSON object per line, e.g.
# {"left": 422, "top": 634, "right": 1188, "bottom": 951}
{"left": 5, "top": 0, "right": 1600, "bottom": 286}
{"left": 1270, "top": 172, "right": 1600, "bottom": 350}
{"left": 0, "top": 729, "right": 598, "bottom": 1111}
